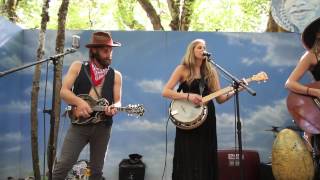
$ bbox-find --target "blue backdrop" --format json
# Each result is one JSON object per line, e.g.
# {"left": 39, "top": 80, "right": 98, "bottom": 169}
{"left": 0, "top": 17, "right": 308, "bottom": 179}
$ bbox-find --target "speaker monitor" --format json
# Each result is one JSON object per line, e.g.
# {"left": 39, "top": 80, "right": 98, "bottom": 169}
{"left": 218, "top": 149, "right": 260, "bottom": 180}
{"left": 119, "top": 154, "right": 145, "bottom": 180}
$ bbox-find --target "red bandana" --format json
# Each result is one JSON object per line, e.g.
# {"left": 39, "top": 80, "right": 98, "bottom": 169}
{"left": 89, "top": 62, "right": 109, "bottom": 86}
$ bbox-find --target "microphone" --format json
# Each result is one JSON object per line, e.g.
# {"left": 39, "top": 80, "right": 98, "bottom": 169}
{"left": 203, "top": 51, "right": 211, "bottom": 57}
{"left": 72, "top": 35, "right": 80, "bottom": 49}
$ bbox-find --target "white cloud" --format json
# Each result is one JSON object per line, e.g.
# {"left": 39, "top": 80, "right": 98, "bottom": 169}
{"left": 114, "top": 118, "right": 167, "bottom": 132}
{"left": 24, "top": 80, "right": 53, "bottom": 99}
{"left": 0, "top": 132, "right": 22, "bottom": 143}
{"left": 217, "top": 98, "right": 289, "bottom": 161}
{"left": 0, "top": 54, "right": 23, "bottom": 69}
{"left": 137, "top": 79, "right": 164, "bottom": 93}
{"left": 224, "top": 33, "right": 302, "bottom": 67}
{"left": 241, "top": 57, "right": 256, "bottom": 66}
{"left": 5, "top": 146, "right": 21, "bottom": 153}
{"left": 218, "top": 99, "right": 288, "bottom": 138}
{"left": 103, "top": 137, "right": 175, "bottom": 180}
{"left": 0, "top": 101, "right": 30, "bottom": 113}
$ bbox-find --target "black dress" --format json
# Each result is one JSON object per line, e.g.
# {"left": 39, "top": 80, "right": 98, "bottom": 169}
{"left": 311, "top": 57, "right": 320, "bottom": 81}
{"left": 172, "top": 79, "right": 218, "bottom": 180}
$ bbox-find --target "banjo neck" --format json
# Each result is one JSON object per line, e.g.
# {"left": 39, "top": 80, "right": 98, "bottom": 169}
{"left": 202, "top": 86, "right": 234, "bottom": 103}
{"left": 202, "top": 77, "right": 254, "bottom": 103}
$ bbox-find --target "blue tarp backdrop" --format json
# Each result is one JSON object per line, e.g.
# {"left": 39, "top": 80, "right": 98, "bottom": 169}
{"left": 0, "top": 17, "right": 308, "bottom": 179}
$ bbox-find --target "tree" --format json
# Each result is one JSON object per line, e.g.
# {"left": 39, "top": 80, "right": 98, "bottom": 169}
{"left": 117, "top": 0, "right": 197, "bottom": 31}
{"left": 46, "top": 0, "right": 70, "bottom": 179}
{"left": 2, "top": 0, "right": 271, "bottom": 32}
{"left": 119, "top": 0, "right": 271, "bottom": 31}
{"left": 30, "top": 0, "right": 50, "bottom": 179}
{"left": 168, "top": 0, "right": 195, "bottom": 31}
{"left": 0, "top": 0, "right": 20, "bottom": 22}
{"left": 266, "top": 11, "right": 288, "bottom": 32}
{"left": 116, "top": 0, "right": 145, "bottom": 30}
{"left": 137, "top": 0, "right": 164, "bottom": 30}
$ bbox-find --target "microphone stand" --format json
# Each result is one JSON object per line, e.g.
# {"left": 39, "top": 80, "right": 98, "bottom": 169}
{"left": 0, "top": 47, "right": 77, "bottom": 179}
{"left": 0, "top": 48, "right": 76, "bottom": 77}
{"left": 206, "top": 56, "right": 256, "bottom": 180}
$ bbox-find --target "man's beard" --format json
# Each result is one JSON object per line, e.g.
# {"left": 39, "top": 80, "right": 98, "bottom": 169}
{"left": 93, "top": 52, "right": 111, "bottom": 68}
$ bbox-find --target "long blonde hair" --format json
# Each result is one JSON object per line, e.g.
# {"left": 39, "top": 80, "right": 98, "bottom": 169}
{"left": 181, "top": 39, "right": 218, "bottom": 92}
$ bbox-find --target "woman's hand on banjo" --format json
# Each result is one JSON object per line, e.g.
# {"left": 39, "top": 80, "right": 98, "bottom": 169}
{"left": 188, "top": 93, "right": 203, "bottom": 105}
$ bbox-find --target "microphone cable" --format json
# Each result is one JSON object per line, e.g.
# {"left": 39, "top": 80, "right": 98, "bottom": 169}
{"left": 162, "top": 116, "right": 170, "bottom": 180}
{"left": 41, "top": 60, "right": 50, "bottom": 180}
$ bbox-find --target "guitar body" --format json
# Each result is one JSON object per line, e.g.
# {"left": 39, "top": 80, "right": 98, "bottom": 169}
{"left": 68, "top": 94, "right": 109, "bottom": 125}
{"left": 287, "top": 81, "right": 320, "bottom": 134}
{"left": 169, "top": 99, "right": 208, "bottom": 130}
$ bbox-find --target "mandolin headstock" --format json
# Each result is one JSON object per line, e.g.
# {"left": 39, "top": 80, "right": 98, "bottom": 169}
{"left": 124, "top": 104, "right": 145, "bottom": 117}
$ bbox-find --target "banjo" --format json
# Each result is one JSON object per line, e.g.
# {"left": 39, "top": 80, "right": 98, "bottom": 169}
{"left": 169, "top": 71, "right": 268, "bottom": 130}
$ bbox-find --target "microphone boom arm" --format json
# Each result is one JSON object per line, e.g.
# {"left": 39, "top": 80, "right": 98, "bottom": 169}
{"left": 207, "top": 57, "right": 256, "bottom": 96}
{"left": 0, "top": 48, "right": 76, "bottom": 78}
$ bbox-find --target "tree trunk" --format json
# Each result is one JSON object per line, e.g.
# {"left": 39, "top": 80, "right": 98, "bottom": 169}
{"left": 180, "top": 0, "right": 195, "bottom": 31}
{"left": 167, "top": 0, "right": 180, "bottom": 30}
{"left": 137, "top": 0, "right": 163, "bottom": 30}
{"left": 5, "top": 0, "right": 18, "bottom": 22}
{"left": 30, "top": 0, "right": 50, "bottom": 179}
{"left": 47, "top": 0, "right": 70, "bottom": 179}
{"left": 266, "top": 11, "right": 287, "bottom": 32}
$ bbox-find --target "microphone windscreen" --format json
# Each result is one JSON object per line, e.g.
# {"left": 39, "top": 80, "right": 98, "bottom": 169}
{"left": 203, "top": 51, "right": 211, "bottom": 57}
{"left": 72, "top": 35, "right": 80, "bottom": 49}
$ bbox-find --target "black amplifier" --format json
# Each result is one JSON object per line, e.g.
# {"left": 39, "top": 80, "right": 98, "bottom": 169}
{"left": 119, "top": 154, "right": 145, "bottom": 180}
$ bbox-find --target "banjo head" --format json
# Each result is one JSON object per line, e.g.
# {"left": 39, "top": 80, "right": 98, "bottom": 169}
{"left": 169, "top": 99, "right": 207, "bottom": 130}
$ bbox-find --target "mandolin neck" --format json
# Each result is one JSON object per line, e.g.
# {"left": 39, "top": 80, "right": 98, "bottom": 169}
{"left": 91, "top": 106, "right": 127, "bottom": 112}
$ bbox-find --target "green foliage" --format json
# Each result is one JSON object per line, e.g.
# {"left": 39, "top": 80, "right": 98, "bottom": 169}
{"left": 47, "top": 0, "right": 118, "bottom": 30}
{"left": 9, "top": 0, "right": 270, "bottom": 32}
{"left": 15, "top": 0, "right": 43, "bottom": 28}
{"left": 190, "top": 0, "right": 270, "bottom": 32}
{"left": 115, "top": 0, "right": 145, "bottom": 30}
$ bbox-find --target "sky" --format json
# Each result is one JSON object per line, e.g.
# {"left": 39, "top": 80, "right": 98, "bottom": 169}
{"left": 0, "top": 17, "right": 309, "bottom": 179}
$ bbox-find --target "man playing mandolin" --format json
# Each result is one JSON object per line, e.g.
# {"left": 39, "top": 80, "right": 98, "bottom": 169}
{"left": 52, "top": 31, "right": 122, "bottom": 180}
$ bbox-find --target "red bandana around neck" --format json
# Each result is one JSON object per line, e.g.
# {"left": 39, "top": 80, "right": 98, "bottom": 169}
{"left": 89, "top": 62, "right": 109, "bottom": 86}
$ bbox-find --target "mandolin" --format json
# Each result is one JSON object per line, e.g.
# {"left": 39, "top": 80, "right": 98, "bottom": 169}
{"left": 67, "top": 94, "right": 145, "bottom": 125}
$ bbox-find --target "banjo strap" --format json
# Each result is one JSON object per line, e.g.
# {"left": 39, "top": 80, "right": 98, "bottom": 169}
{"left": 199, "top": 76, "right": 205, "bottom": 96}
{"left": 176, "top": 77, "right": 205, "bottom": 95}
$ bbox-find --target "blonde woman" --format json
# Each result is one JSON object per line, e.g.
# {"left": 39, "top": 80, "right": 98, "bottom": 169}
{"left": 162, "top": 39, "right": 234, "bottom": 180}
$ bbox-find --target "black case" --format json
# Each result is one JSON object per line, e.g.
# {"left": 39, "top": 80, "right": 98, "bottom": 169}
{"left": 119, "top": 154, "right": 145, "bottom": 180}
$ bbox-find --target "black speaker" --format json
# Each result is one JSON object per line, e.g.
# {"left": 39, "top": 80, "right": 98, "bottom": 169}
{"left": 119, "top": 154, "right": 145, "bottom": 180}
{"left": 218, "top": 149, "right": 260, "bottom": 180}
{"left": 259, "top": 163, "right": 275, "bottom": 180}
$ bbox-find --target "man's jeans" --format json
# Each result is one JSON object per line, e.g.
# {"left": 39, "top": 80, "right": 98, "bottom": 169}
{"left": 52, "top": 123, "right": 112, "bottom": 180}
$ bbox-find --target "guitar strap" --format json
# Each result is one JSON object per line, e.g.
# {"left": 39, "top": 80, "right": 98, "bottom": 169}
{"left": 199, "top": 76, "right": 205, "bottom": 96}
{"left": 177, "top": 85, "right": 183, "bottom": 92}
{"left": 83, "top": 63, "right": 102, "bottom": 99}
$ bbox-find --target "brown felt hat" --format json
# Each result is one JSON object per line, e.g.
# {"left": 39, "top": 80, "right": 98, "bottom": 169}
{"left": 86, "top": 31, "right": 121, "bottom": 48}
